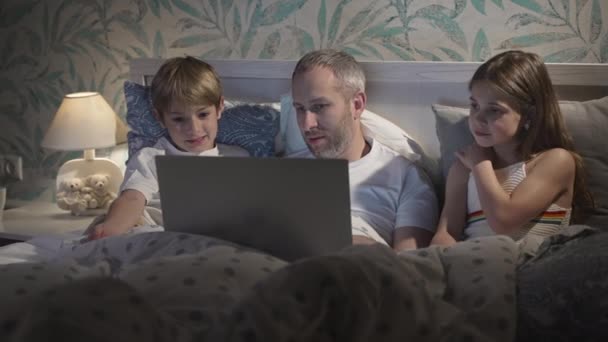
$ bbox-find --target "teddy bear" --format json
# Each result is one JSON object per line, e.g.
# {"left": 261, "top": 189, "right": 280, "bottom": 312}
{"left": 56, "top": 177, "right": 91, "bottom": 215}
{"left": 85, "top": 173, "right": 117, "bottom": 209}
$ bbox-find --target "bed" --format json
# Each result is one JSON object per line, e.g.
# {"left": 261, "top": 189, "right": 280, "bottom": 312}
{"left": 0, "top": 58, "right": 607, "bottom": 341}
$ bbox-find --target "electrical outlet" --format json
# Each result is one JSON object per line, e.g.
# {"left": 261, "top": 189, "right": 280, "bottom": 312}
{"left": 0, "top": 155, "right": 23, "bottom": 184}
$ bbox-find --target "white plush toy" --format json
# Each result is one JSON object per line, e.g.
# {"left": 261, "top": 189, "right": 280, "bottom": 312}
{"left": 56, "top": 177, "right": 91, "bottom": 215}
{"left": 85, "top": 173, "right": 117, "bottom": 209}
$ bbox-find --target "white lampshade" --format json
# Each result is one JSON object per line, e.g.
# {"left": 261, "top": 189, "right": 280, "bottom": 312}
{"left": 42, "top": 92, "right": 124, "bottom": 151}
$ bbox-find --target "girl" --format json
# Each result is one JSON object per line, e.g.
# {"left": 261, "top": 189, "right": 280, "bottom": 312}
{"left": 431, "top": 50, "right": 592, "bottom": 253}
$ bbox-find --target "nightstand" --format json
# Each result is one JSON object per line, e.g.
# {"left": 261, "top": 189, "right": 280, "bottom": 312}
{"left": 0, "top": 201, "right": 96, "bottom": 241}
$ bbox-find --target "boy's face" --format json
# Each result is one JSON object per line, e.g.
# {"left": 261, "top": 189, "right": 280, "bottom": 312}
{"left": 291, "top": 67, "right": 362, "bottom": 159}
{"left": 156, "top": 98, "right": 224, "bottom": 153}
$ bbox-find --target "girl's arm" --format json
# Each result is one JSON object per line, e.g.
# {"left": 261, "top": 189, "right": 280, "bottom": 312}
{"left": 466, "top": 148, "right": 574, "bottom": 234}
{"left": 89, "top": 189, "right": 146, "bottom": 240}
{"left": 430, "top": 159, "right": 469, "bottom": 246}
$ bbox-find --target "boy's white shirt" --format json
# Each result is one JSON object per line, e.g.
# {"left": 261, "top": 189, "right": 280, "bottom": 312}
{"left": 120, "top": 137, "right": 248, "bottom": 213}
{"left": 289, "top": 139, "right": 438, "bottom": 246}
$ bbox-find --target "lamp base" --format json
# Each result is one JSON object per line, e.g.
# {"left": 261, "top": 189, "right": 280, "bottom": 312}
{"left": 55, "top": 157, "right": 123, "bottom": 216}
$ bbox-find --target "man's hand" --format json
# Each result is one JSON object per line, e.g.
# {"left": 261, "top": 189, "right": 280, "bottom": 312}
{"left": 352, "top": 235, "right": 378, "bottom": 245}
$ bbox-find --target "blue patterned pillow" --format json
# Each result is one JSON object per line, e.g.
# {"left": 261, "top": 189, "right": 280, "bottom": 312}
{"left": 124, "top": 81, "right": 280, "bottom": 158}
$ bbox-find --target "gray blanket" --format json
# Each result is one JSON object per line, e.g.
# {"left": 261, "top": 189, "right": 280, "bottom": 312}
{"left": 0, "top": 232, "right": 519, "bottom": 342}
{"left": 2, "top": 226, "right": 607, "bottom": 341}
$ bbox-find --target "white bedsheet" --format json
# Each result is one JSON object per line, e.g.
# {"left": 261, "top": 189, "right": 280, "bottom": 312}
{"left": 0, "top": 225, "right": 164, "bottom": 265}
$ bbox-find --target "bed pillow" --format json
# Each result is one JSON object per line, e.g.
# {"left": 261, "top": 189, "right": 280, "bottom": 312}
{"left": 279, "top": 93, "right": 307, "bottom": 156}
{"left": 279, "top": 93, "right": 421, "bottom": 161}
{"left": 433, "top": 97, "right": 608, "bottom": 228}
{"left": 432, "top": 104, "right": 474, "bottom": 180}
{"left": 124, "top": 81, "right": 280, "bottom": 158}
{"left": 560, "top": 97, "right": 608, "bottom": 227}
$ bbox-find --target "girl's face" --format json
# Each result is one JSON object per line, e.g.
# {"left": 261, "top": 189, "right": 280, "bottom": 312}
{"left": 468, "top": 80, "right": 524, "bottom": 149}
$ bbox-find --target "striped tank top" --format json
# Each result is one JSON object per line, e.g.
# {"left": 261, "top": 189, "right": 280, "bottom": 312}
{"left": 464, "top": 161, "right": 571, "bottom": 242}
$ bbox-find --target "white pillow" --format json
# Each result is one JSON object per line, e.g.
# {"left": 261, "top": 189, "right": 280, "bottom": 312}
{"left": 280, "top": 93, "right": 421, "bottom": 161}
{"left": 360, "top": 109, "right": 421, "bottom": 161}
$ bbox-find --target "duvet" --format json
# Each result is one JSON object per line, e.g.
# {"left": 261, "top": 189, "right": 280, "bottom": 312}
{"left": 0, "top": 225, "right": 522, "bottom": 342}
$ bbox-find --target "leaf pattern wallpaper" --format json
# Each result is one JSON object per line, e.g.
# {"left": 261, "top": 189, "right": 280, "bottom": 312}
{"left": 1, "top": 0, "right": 607, "bottom": 200}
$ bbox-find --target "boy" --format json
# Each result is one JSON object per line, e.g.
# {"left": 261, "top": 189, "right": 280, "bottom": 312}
{"left": 89, "top": 56, "right": 248, "bottom": 240}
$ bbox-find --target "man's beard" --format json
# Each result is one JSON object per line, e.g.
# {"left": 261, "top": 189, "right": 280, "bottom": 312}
{"left": 306, "top": 110, "right": 354, "bottom": 159}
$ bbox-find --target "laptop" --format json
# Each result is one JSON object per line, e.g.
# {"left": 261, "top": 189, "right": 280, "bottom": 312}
{"left": 155, "top": 155, "right": 352, "bottom": 261}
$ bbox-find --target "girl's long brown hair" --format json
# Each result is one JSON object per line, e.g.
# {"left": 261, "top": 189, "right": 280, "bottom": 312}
{"left": 470, "top": 50, "right": 593, "bottom": 221}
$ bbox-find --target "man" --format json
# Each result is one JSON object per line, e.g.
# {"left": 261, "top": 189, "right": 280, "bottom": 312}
{"left": 289, "top": 49, "right": 438, "bottom": 251}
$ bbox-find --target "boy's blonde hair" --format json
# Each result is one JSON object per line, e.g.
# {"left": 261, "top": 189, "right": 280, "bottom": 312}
{"left": 470, "top": 50, "right": 593, "bottom": 221}
{"left": 150, "top": 56, "right": 222, "bottom": 117}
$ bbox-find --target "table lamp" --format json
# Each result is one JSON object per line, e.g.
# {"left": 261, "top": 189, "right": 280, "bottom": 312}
{"left": 42, "top": 92, "right": 127, "bottom": 215}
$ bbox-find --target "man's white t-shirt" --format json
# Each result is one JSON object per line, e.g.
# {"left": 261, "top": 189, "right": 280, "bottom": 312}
{"left": 121, "top": 137, "right": 249, "bottom": 211}
{"left": 289, "top": 139, "right": 438, "bottom": 246}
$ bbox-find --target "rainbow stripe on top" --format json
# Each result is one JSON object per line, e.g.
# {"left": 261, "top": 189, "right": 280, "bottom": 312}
{"left": 530, "top": 210, "right": 569, "bottom": 225}
{"left": 467, "top": 210, "right": 569, "bottom": 226}
{"left": 466, "top": 210, "right": 485, "bottom": 225}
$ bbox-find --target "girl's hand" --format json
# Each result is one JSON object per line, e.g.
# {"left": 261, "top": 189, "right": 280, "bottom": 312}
{"left": 430, "top": 231, "right": 458, "bottom": 246}
{"left": 455, "top": 144, "right": 493, "bottom": 170}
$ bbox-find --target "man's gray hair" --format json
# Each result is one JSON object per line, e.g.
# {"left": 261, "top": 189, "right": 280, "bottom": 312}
{"left": 292, "top": 49, "right": 366, "bottom": 97}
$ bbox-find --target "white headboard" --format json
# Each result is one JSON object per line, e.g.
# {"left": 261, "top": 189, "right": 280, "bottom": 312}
{"left": 129, "top": 58, "right": 608, "bottom": 163}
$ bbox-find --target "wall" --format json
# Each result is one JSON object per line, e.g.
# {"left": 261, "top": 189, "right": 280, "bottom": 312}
{"left": 1, "top": 0, "right": 607, "bottom": 200}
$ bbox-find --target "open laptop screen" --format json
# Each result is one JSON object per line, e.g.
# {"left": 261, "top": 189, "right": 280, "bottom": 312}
{"left": 156, "top": 156, "right": 351, "bottom": 261}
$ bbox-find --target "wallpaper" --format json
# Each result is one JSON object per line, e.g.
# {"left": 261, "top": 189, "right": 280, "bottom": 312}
{"left": 1, "top": 0, "right": 607, "bottom": 200}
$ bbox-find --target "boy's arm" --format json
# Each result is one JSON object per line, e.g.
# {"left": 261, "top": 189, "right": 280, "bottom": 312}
{"left": 88, "top": 145, "right": 159, "bottom": 240}
{"left": 89, "top": 189, "right": 146, "bottom": 240}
